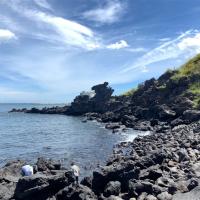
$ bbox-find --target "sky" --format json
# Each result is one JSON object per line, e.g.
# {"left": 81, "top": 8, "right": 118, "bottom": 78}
{"left": 1, "top": 0, "right": 200, "bottom": 103}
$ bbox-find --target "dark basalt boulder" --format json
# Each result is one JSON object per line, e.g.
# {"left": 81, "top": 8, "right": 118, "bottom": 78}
{"left": 56, "top": 184, "right": 97, "bottom": 200}
{"left": 92, "top": 160, "right": 140, "bottom": 194}
{"left": 14, "top": 171, "right": 74, "bottom": 200}
{"left": 183, "top": 110, "right": 200, "bottom": 122}
{"left": 36, "top": 157, "right": 61, "bottom": 172}
{"left": 103, "top": 181, "right": 121, "bottom": 197}
{"left": 0, "top": 160, "right": 26, "bottom": 179}
{"left": 0, "top": 160, "right": 26, "bottom": 200}
{"left": 80, "top": 176, "right": 92, "bottom": 188}
{"left": 153, "top": 105, "right": 176, "bottom": 121}
{"left": 26, "top": 107, "right": 41, "bottom": 113}
{"left": 128, "top": 179, "right": 153, "bottom": 197}
{"left": 9, "top": 108, "right": 28, "bottom": 113}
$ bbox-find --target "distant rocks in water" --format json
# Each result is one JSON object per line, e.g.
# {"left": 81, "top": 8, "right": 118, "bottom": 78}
{"left": 9, "top": 106, "right": 69, "bottom": 115}
{"left": 9, "top": 108, "right": 28, "bottom": 113}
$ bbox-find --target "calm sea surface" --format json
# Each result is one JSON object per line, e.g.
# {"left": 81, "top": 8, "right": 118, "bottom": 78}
{"left": 0, "top": 103, "right": 144, "bottom": 177}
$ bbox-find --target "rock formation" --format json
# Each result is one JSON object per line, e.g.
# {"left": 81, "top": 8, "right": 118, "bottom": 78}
{"left": 6, "top": 53, "right": 200, "bottom": 199}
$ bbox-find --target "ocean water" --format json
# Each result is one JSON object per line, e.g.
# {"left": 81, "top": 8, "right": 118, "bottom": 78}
{"left": 0, "top": 103, "right": 144, "bottom": 177}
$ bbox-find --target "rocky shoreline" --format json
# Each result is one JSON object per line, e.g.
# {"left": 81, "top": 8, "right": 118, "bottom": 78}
{"left": 6, "top": 56, "right": 200, "bottom": 199}
{"left": 1, "top": 120, "right": 200, "bottom": 199}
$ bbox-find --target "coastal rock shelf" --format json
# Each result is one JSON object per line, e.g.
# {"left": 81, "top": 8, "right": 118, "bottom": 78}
{"left": 1, "top": 121, "right": 200, "bottom": 199}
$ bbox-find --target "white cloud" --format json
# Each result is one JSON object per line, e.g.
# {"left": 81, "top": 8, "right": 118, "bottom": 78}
{"left": 159, "top": 38, "right": 171, "bottom": 42}
{"left": 178, "top": 32, "right": 200, "bottom": 50}
{"left": 2, "top": 1, "right": 130, "bottom": 51}
{"left": 107, "top": 40, "right": 129, "bottom": 49}
{"left": 5, "top": 1, "right": 101, "bottom": 50}
{"left": 122, "top": 30, "right": 200, "bottom": 72}
{"left": 33, "top": 0, "right": 52, "bottom": 11}
{"left": 141, "top": 66, "right": 149, "bottom": 73}
{"left": 83, "top": 0, "right": 124, "bottom": 24}
{"left": 34, "top": 12, "right": 101, "bottom": 50}
{"left": 0, "top": 29, "right": 16, "bottom": 42}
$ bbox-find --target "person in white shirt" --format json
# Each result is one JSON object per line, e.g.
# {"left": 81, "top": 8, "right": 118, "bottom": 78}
{"left": 70, "top": 162, "right": 80, "bottom": 185}
{"left": 21, "top": 165, "right": 34, "bottom": 176}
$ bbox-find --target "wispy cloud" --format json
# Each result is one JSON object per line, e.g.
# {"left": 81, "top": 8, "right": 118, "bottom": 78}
{"left": 126, "top": 47, "right": 147, "bottom": 53}
{"left": 159, "top": 38, "right": 171, "bottom": 42}
{"left": 0, "top": 29, "right": 16, "bottom": 42}
{"left": 34, "top": 12, "right": 101, "bottom": 50}
{"left": 178, "top": 32, "right": 200, "bottom": 50}
{"left": 4, "top": 0, "right": 101, "bottom": 50}
{"left": 2, "top": 0, "right": 131, "bottom": 51}
{"left": 107, "top": 40, "right": 129, "bottom": 49}
{"left": 33, "top": 0, "right": 52, "bottom": 11}
{"left": 122, "top": 30, "right": 200, "bottom": 72}
{"left": 83, "top": 0, "right": 124, "bottom": 24}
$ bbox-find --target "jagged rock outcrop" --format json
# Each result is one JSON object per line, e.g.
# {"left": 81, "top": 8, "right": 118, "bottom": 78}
{"left": 65, "top": 82, "right": 114, "bottom": 115}
{"left": 0, "top": 160, "right": 26, "bottom": 200}
{"left": 90, "top": 121, "right": 200, "bottom": 199}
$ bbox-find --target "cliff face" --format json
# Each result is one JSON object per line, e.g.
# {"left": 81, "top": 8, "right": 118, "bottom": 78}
{"left": 78, "top": 54, "right": 200, "bottom": 131}
{"left": 123, "top": 54, "right": 200, "bottom": 121}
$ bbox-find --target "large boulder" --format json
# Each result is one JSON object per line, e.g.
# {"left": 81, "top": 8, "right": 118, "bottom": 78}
{"left": 0, "top": 160, "right": 26, "bottom": 180}
{"left": 183, "top": 110, "right": 200, "bottom": 122}
{"left": 80, "top": 176, "right": 92, "bottom": 188}
{"left": 92, "top": 160, "right": 139, "bottom": 193}
{"left": 36, "top": 157, "right": 61, "bottom": 172}
{"left": 155, "top": 105, "right": 176, "bottom": 120}
{"left": 128, "top": 180, "right": 153, "bottom": 197}
{"left": 173, "top": 186, "right": 200, "bottom": 200}
{"left": 14, "top": 171, "right": 74, "bottom": 200}
{"left": 56, "top": 184, "right": 97, "bottom": 200}
{"left": 103, "top": 181, "right": 121, "bottom": 197}
{"left": 0, "top": 160, "right": 26, "bottom": 200}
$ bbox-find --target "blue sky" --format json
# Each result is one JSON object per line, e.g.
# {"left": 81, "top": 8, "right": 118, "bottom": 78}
{"left": 1, "top": 0, "right": 200, "bottom": 103}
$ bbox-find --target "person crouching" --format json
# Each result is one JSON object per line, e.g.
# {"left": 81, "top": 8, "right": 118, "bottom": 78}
{"left": 21, "top": 164, "right": 34, "bottom": 176}
{"left": 70, "top": 162, "right": 80, "bottom": 185}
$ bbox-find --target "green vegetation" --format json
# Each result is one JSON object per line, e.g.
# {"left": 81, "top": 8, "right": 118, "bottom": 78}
{"left": 157, "top": 84, "right": 166, "bottom": 90}
{"left": 171, "top": 53, "right": 200, "bottom": 108}
{"left": 188, "top": 82, "right": 200, "bottom": 108}
{"left": 172, "top": 53, "right": 200, "bottom": 80}
{"left": 122, "top": 88, "right": 137, "bottom": 96}
{"left": 121, "top": 54, "right": 200, "bottom": 108}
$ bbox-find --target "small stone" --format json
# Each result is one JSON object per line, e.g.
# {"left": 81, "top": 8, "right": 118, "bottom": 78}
{"left": 157, "top": 191, "right": 172, "bottom": 200}
{"left": 145, "top": 194, "right": 158, "bottom": 200}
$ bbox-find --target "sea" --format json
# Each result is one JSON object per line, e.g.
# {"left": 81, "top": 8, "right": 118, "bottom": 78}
{"left": 0, "top": 103, "right": 146, "bottom": 177}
